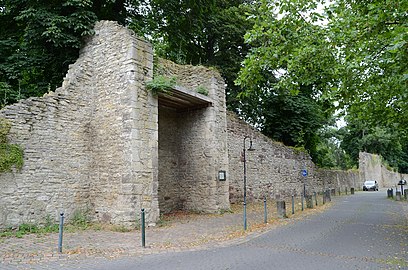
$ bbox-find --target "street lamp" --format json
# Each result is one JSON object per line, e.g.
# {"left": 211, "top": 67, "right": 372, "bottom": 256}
{"left": 243, "top": 136, "right": 254, "bottom": 230}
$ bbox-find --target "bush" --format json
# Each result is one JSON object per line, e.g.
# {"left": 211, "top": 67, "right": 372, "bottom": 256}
{"left": 0, "top": 118, "right": 24, "bottom": 173}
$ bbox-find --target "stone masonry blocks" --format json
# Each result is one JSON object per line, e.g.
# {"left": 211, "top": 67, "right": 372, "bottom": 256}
{"left": 0, "top": 20, "right": 377, "bottom": 229}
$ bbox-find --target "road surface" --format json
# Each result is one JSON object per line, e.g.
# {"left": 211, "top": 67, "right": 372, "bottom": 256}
{"left": 4, "top": 191, "right": 408, "bottom": 269}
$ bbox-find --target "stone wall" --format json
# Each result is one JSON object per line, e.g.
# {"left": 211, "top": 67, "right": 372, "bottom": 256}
{"left": 0, "top": 21, "right": 159, "bottom": 228}
{"left": 156, "top": 59, "right": 229, "bottom": 214}
{"left": 0, "top": 21, "right": 229, "bottom": 229}
{"left": 158, "top": 107, "right": 181, "bottom": 212}
{"left": 82, "top": 21, "right": 159, "bottom": 226}
{"left": 227, "top": 112, "right": 360, "bottom": 202}
{"left": 359, "top": 152, "right": 408, "bottom": 188}
{"left": 314, "top": 169, "right": 360, "bottom": 193}
{"left": 0, "top": 94, "right": 92, "bottom": 227}
{"left": 1, "top": 20, "right": 392, "bottom": 229}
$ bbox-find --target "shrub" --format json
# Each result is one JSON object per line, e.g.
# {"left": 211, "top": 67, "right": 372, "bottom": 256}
{"left": 0, "top": 118, "right": 24, "bottom": 173}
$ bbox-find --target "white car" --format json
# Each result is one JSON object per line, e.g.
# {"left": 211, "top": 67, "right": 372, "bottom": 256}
{"left": 363, "top": 180, "right": 379, "bottom": 191}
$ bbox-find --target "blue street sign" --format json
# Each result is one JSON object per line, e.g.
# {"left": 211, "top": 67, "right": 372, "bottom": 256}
{"left": 301, "top": 169, "right": 308, "bottom": 177}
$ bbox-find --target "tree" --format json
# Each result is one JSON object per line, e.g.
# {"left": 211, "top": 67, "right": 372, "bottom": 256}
{"left": 340, "top": 117, "right": 408, "bottom": 173}
{"left": 328, "top": 0, "right": 408, "bottom": 134}
{"left": 235, "top": 0, "right": 336, "bottom": 164}
{"left": 133, "top": 0, "right": 254, "bottom": 110}
{"left": 240, "top": 85, "right": 332, "bottom": 164}
{"left": 327, "top": 0, "right": 408, "bottom": 172}
{"left": 314, "top": 126, "right": 354, "bottom": 170}
{"left": 236, "top": 0, "right": 338, "bottom": 97}
{"left": 0, "top": 0, "right": 142, "bottom": 107}
{"left": 0, "top": 0, "right": 97, "bottom": 106}
{"left": 236, "top": 0, "right": 407, "bottom": 170}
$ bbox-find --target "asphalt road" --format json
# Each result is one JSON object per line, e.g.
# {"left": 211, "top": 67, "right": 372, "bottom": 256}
{"left": 5, "top": 191, "right": 408, "bottom": 270}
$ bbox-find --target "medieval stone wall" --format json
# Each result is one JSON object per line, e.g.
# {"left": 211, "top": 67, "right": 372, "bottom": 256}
{"left": 0, "top": 21, "right": 229, "bottom": 228}
{"left": 227, "top": 112, "right": 361, "bottom": 202}
{"left": 228, "top": 112, "right": 315, "bottom": 202}
{"left": 158, "top": 107, "right": 181, "bottom": 213}
{"left": 0, "top": 94, "right": 92, "bottom": 227}
{"left": 359, "top": 152, "right": 408, "bottom": 189}
{"left": 81, "top": 21, "right": 159, "bottom": 226}
{"left": 314, "top": 169, "right": 360, "bottom": 193}
{"left": 0, "top": 21, "right": 383, "bottom": 229}
{"left": 0, "top": 21, "right": 159, "bottom": 228}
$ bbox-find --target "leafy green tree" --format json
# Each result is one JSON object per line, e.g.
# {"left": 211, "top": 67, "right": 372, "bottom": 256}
{"left": 235, "top": 0, "right": 336, "bottom": 164}
{"left": 340, "top": 117, "right": 408, "bottom": 172}
{"left": 327, "top": 0, "right": 408, "bottom": 172}
{"left": 236, "top": 0, "right": 338, "bottom": 97}
{"left": 134, "top": 0, "right": 254, "bottom": 110}
{"left": 315, "top": 126, "right": 354, "bottom": 170}
{"left": 0, "top": 0, "right": 97, "bottom": 106}
{"left": 328, "top": 0, "right": 408, "bottom": 135}
{"left": 241, "top": 86, "right": 331, "bottom": 163}
{"left": 0, "top": 0, "right": 143, "bottom": 107}
{"left": 236, "top": 0, "right": 407, "bottom": 170}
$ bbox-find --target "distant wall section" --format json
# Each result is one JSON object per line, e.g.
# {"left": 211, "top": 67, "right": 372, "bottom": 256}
{"left": 359, "top": 152, "right": 408, "bottom": 188}
{"left": 227, "top": 112, "right": 360, "bottom": 202}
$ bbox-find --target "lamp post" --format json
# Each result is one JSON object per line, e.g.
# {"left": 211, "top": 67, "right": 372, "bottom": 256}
{"left": 243, "top": 136, "right": 254, "bottom": 230}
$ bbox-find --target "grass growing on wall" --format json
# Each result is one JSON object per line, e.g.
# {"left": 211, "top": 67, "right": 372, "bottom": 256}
{"left": 0, "top": 118, "right": 24, "bottom": 173}
{"left": 145, "top": 75, "right": 177, "bottom": 96}
{"left": 289, "top": 145, "right": 307, "bottom": 155}
{"left": 196, "top": 85, "right": 209, "bottom": 96}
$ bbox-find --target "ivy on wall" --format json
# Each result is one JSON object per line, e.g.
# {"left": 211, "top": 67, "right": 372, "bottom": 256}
{"left": 0, "top": 118, "right": 24, "bottom": 173}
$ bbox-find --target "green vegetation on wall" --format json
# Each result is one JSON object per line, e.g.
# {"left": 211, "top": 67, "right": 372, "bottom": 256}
{"left": 196, "top": 85, "right": 209, "bottom": 96}
{"left": 0, "top": 118, "right": 23, "bottom": 173}
{"left": 145, "top": 75, "right": 177, "bottom": 96}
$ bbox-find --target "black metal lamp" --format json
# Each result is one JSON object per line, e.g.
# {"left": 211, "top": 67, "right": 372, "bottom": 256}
{"left": 243, "top": 136, "right": 255, "bottom": 230}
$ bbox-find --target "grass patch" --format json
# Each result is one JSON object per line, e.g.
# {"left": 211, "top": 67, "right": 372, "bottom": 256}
{"left": 219, "top": 208, "right": 234, "bottom": 215}
{"left": 0, "top": 223, "right": 59, "bottom": 238}
{"left": 0, "top": 222, "right": 135, "bottom": 238}
{"left": 196, "top": 85, "right": 209, "bottom": 96}
{"left": 145, "top": 76, "right": 177, "bottom": 96}
{"left": 0, "top": 210, "right": 134, "bottom": 238}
